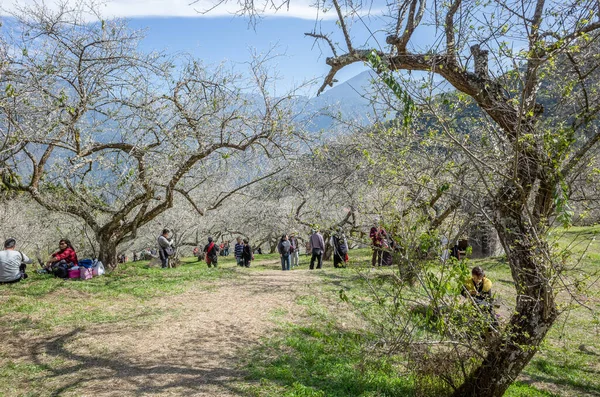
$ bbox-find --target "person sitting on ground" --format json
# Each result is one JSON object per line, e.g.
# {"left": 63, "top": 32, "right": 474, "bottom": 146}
{"left": 461, "top": 266, "right": 498, "bottom": 328}
{"left": 0, "top": 238, "right": 33, "bottom": 284}
{"left": 46, "top": 239, "right": 79, "bottom": 269}
{"left": 39, "top": 239, "right": 79, "bottom": 276}
{"left": 203, "top": 237, "right": 219, "bottom": 268}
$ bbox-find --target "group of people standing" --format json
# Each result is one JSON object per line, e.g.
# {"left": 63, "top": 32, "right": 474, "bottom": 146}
{"left": 157, "top": 227, "right": 351, "bottom": 272}
{"left": 158, "top": 229, "right": 255, "bottom": 269}
{"left": 301, "top": 229, "right": 349, "bottom": 271}
{"left": 233, "top": 237, "right": 253, "bottom": 268}
{"left": 201, "top": 236, "right": 251, "bottom": 268}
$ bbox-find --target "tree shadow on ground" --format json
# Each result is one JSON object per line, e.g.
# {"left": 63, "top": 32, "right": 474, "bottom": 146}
{"left": 519, "top": 358, "right": 600, "bottom": 396}
{"left": 27, "top": 326, "right": 254, "bottom": 397}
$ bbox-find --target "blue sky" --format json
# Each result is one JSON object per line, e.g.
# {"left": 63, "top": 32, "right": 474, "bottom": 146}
{"left": 127, "top": 16, "right": 370, "bottom": 95}
{"left": 2, "top": 0, "right": 534, "bottom": 95}
{"left": 1, "top": 0, "right": 374, "bottom": 96}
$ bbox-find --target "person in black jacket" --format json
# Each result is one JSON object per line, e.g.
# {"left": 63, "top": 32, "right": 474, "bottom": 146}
{"left": 242, "top": 239, "right": 252, "bottom": 268}
{"left": 277, "top": 234, "right": 292, "bottom": 271}
{"left": 330, "top": 230, "right": 348, "bottom": 268}
{"left": 203, "top": 237, "right": 219, "bottom": 268}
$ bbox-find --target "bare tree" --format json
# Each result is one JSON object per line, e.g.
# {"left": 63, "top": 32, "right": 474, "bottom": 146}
{"left": 0, "top": 3, "right": 301, "bottom": 267}
{"left": 194, "top": 0, "right": 600, "bottom": 394}
{"left": 303, "top": 1, "right": 600, "bottom": 395}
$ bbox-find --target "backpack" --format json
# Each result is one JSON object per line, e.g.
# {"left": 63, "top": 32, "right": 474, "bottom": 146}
{"left": 53, "top": 264, "right": 69, "bottom": 279}
{"left": 165, "top": 246, "right": 175, "bottom": 257}
{"left": 79, "top": 259, "right": 94, "bottom": 268}
{"left": 338, "top": 243, "right": 348, "bottom": 255}
{"left": 333, "top": 235, "right": 348, "bottom": 255}
{"left": 280, "top": 241, "right": 291, "bottom": 255}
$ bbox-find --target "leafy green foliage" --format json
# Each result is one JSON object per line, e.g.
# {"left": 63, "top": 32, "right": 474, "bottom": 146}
{"left": 366, "top": 51, "right": 415, "bottom": 127}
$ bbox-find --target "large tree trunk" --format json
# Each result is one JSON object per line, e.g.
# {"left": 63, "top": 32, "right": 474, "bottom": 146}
{"left": 453, "top": 243, "right": 557, "bottom": 396}
{"left": 454, "top": 300, "right": 556, "bottom": 396}
{"left": 453, "top": 181, "right": 558, "bottom": 396}
{"left": 322, "top": 231, "right": 333, "bottom": 260}
{"left": 97, "top": 233, "right": 119, "bottom": 270}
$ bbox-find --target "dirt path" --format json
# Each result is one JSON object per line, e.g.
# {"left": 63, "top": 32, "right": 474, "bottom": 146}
{"left": 22, "top": 270, "right": 320, "bottom": 397}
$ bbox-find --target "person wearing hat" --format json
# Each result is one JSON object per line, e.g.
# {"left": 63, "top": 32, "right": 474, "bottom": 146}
{"left": 289, "top": 232, "right": 300, "bottom": 268}
{"left": 0, "top": 238, "right": 33, "bottom": 284}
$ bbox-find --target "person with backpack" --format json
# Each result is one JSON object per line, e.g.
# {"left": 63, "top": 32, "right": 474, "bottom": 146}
{"left": 0, "top": 238, "right": 32, "bottom": 284}
{"left": 330, "top": 229, "right": 349, "bottom": 268}
{"left": 309, "top": 229, "right": 325, "bottom": 270}
{"left": 242, "top": 238, "right": 252, "bottom": 268}
{"left": 289, "top": 232, "right": 300, "bottom": 268}
{"left": 157, "top": 229, "right": 174, "bottom": 269}
{"left": 234, "top": 237, "right": 244, "bottom": 267}
{"left": 277, "top": 234, "right": 292, "bottom": 271}
{"left": 203, "top": 237, "right": 219, "bottom": 268}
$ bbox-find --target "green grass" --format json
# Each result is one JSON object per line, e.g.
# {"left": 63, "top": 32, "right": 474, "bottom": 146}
{"left": 1, "top": 227, "right": 598, "bottom": 396}
{"left": 300, "top": 228, "right": 600, "bottom": 397}
{"left": 245, "top": 227, "right": 597, "bottom": 397}
{"left": 241, "top": 294, "right": 413, "bottom": 397}
{"left": 0, "top": 257, "right": 238, "bottom": 334}
{"left": 505, "top": 382, "right": 558, "bottom": 396}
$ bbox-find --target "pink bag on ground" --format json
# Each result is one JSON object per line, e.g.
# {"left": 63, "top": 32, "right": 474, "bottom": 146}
{"left": 68, "top": 267, "right": 80, "bottom": 279}
{"left": 80, "top": 267, "right": 93, "bottom": 280}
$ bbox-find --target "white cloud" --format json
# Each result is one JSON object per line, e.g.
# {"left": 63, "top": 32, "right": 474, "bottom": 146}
{"left": 0, "top": 0, "right": 337, "bottom": 20}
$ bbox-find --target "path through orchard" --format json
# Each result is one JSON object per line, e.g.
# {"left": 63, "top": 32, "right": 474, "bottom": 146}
{"left": 5, "top": 268, "right": 322, "bottom": 396}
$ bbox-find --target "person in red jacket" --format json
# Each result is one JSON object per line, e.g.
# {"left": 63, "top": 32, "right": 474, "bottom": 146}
{"left": 370, "top": 225, "right": 386, "bottom": 267}
{"left": 42, "top": 239, "right": 79, "bottom": 272}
